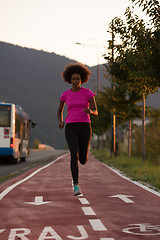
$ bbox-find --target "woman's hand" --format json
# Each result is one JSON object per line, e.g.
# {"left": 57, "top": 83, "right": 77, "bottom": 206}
{"left": 88, "top": 97, "right": 98, "bottom": 116}
{"left": 57, "top": 100, "right": 65, "bottom": 129}
{"left": 59, "top": 121, "right": 64, "bottom": 129}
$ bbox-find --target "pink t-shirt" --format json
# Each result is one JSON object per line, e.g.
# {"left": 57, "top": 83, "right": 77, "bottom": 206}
{"left": 60, "top": 87, "right": 95, "bottom": 123}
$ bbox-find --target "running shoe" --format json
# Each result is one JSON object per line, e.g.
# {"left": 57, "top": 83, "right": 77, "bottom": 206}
{"left": 74, "top": 184, "right": 81, "bottom": 196}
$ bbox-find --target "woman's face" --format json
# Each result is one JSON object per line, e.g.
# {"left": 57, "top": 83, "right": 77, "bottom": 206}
{"left": 71, "top": 73, "right": 81, "bottom": 88}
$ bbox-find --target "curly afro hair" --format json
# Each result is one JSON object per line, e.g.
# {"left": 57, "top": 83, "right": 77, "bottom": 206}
{"left": 61, "top": 63, "right": 91, "bottom": 84}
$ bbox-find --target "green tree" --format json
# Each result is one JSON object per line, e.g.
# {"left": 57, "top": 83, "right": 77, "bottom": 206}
{"left": 130, "top": 0, "right": 160, "bottom": 84}
{"left": 132, "top": 109, "right": 160, "bottom": 164}
{"left": 91, "top": 93, "right": 111, "bottom": 149}
{"left": 101, "top": 76, "right": 142, "bottom": 157}
{"left": 104, "top": 1, "right": 160, "bottom": 162}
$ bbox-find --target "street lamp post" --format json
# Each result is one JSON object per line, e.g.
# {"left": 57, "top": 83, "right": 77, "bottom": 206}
{"left": 75, "top": 40, "right": 100, "bottom": 93}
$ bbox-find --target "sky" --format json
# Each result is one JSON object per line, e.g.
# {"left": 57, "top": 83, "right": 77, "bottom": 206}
{"left": 0, "top": 0, "right": 148, "bottom": 66}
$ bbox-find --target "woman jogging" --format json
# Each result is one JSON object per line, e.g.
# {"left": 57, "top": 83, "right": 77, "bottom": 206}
{"left": 57, "top": 63, "right": 98, "bottom": 196}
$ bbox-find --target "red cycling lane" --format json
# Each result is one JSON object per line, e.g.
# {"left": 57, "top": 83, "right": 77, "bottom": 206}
{"left": 0, "top": 152, "right": 160, "bottom": 240}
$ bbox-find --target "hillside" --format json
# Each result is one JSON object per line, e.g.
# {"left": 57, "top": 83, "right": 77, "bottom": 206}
{"left": 0, "top": 41, "right": 159, "bottom": 148}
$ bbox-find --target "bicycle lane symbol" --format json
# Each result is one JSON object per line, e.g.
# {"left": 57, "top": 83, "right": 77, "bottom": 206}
{"left": 123, "top": 223, "right": 160, "bottom": 236}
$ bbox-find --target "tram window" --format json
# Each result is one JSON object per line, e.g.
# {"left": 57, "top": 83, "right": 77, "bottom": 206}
{"left": 0, "top": 106, "right": 11, "bottom": 127}
{"left": 15, "top": 114, "right": 21, "bottom": 138}
{"left": 23, "top": 121, "right": 29, "bottom": 139}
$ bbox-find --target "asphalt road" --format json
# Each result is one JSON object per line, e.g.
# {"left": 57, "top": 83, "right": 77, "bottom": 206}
{"left": 0, "top": 149, "right": 68, "bottom": 182}
{"left": 0, "top": 152, "right": 160, "bottom": 240}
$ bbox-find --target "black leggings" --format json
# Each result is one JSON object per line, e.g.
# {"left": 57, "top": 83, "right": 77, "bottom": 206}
{"left": 65, "top": 122, "right": 92, "bottom": 185}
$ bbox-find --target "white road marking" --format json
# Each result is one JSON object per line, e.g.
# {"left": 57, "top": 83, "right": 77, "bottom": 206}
{"left": 110, "top": 194, "right": 134, "bottom": 203}
{"left": 0, "top": 154, "right": 68, "bottom": 201}
{"left": 67, "top": 225, "right": 88, "bottom": 239}
{"left": 123, "top": 223, "right": 160, "bottom": 236}
{"left": 81, "top": 207, "right": 96, "bottom": 215}
{"left": 38, "top": 226, "right": 62, "bottom": 240}
{"left": 100, "top": 238, "right": 115, "bottom": 240}
{"left": 78, "top": 198, "right": 90, "bottom": 204}
{"left": 25, "top": 196, "right": 52, "bottom": 205}
{"left": 0, "top": 229, "right": 5, "bottom": 233}
{"left": 8, "top": 228, "right": 31, "bottom": 239}
{"left": 89, "top": 219, "right": 107, "bottom": 231}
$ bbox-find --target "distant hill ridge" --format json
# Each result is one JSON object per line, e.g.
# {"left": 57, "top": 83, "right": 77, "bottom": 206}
{"left": 0, "top": 41, "right": 159, "bottom": 148}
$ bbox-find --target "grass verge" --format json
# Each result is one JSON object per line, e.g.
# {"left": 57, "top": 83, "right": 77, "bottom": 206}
{"left": 0, "top": 172, "right": 19, "bottom": 183}
{"left": 91, "top": 148, "right": 160, "bottom": 192}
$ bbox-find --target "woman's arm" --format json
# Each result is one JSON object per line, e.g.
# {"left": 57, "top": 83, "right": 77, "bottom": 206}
{"left": 57, "top": 100, "right": 65, "bottom": 128}
{"left": 83, "top": 96, "right": 98, "bottom": 116}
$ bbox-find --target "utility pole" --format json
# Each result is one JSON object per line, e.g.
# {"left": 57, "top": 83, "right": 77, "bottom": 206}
{"left": 142, "top": 92, "right": 146, "bottom": 163}
{"left": 111, "top": 19, "right": 116, "bottom": 155}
